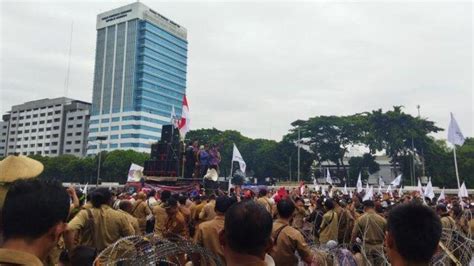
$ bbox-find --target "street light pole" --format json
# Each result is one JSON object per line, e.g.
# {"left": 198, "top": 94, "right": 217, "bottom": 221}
{"left": 95, "top": 136, "right": 107, "bottom": 188}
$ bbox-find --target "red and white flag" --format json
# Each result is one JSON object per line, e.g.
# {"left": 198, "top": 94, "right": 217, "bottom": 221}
{"left": 177, "top": 95, "right": 190, "bottom": 138}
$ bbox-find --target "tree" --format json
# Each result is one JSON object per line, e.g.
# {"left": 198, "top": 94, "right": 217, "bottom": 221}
{"left": 365, "top": 106, "right": 442, "bottom": 184}
{"left": 348, "top": 153, "right": 380, "bottom": 185}
{"left": 102, "top": 150, "right": 149, "bottom": 183}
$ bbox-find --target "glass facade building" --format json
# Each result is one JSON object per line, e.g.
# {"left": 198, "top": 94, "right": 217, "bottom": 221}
{"left": 88, "top": 2, "right": 187, "bottom": 154}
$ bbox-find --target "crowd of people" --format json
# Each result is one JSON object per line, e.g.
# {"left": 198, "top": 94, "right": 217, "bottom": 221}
{"left": 0, "top": 155, "right": 473, "bottom": 266}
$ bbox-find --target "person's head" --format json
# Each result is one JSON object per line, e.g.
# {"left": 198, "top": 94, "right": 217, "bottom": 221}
{"left": 160, "top": 190, "right": 171, "bottom": 202}
{"left": 277, "top": 198, "right": 295, "bottom": 219}
{"left": 324, "top": 198, "right": 335, "bottom": 210}
{"left": 362, "top": 200, "right": 375, "bottom": 211}
{"left": 221, "top": 200, "right": 273, "bottom": 259}
{"left": 436, "top": 204, "right": 447, "bottom": 215}
{"left": 294, "top": 197, "right": 304, "bottom": 208}
{"left": 137, "top": 191, "right": 147, "bottom": 201}
{"left": 385, "top": 203, "right": 442, "bottom": 265}
{"left": 258, "top": 188, "right": 268, "bottom": 198}
{"left": 118, "top": 200, "right": 134, "bottom": 214}
{"left": 165, "top": 198, "right": 179, "bottom": 215}
{"left": 2, "top": 179, "right": 69, "bottom": 258}
{"left": 209, "top": 194, "right": 216, "bottom": 201}
{"left": 215, "top": 196, "right": 233, "bottom": 215}
{"left": 90, "top": 188, "right": 112, "bottom": 208}
{"left": 178, "top": 195, "right": 187, "bottom": 206}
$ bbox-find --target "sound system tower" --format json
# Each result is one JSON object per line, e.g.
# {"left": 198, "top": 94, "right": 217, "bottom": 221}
{"left": 145, "top": 124, "right": 182, "bottom": 177}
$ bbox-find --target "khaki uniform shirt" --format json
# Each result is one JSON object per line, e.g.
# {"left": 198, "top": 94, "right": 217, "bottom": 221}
{"left": 319, "top": 209, "right": 338, "bottom": 244}
{"left": 191, "top": 202, "right": 206, "bottom": 222}
{"left": 0, "top": 248, "right": 43, "bottom": 266}
{"left": 199, "top": 200, "right": 216, "bottom": 222}
{"left": 194, "top": 215, "right": 225, "bottom": 263}
{"left": 351, "top": 210, "right": 386, "bottom": 245}
{"left": 292, "top": 206, "right": 306, "bottom": 229}
{"left": 132, "top": 200, "right": 151, "bottom": 234}
{"left": 270, "top": 219, "right": 312, "bottom": 266}
{"left": 440, "top": 215, "right": 456, "bottom": 230}
{"left": 118, "top": 209, "right": 140, "bottom": 235}
{"left": 153, "top": 203, "right": 168, "bottom": 237}
{"left": 164, "top": 211, "right": 189, "bottom": 239}
{"left": 257, "top": 197, "right": 272, "bottom": 213}
{"left": 68, "top": 205, "right": 134, "bottom": 251}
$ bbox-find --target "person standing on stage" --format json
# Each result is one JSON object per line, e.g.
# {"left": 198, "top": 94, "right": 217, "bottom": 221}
{"left": 184, "top": 141, "right": 197, "bottom": 179}
{"left": 208, "top": 144, "right": 221, "bottom": 173}
{"left": 197, "top": 145, "right": 210, "bottom": 178}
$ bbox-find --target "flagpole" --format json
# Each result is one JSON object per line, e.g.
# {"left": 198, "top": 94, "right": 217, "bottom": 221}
{"left": 453, "top": 145, "right": 460, "bottom": 189}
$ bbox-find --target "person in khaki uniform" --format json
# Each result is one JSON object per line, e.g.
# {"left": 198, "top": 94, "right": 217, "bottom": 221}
{"left": 256, "top": 189, "right": 272, "bottom": 214}
{"left": 199, "top": 194, "right": 216, "bottom": 222}
{"left": 270, "top": 199, "right": 314, "bottom": 266}
{"left": 319, "top": 199, "right": 339, "bottom": 245}
{"left": 118, "top": 200, "right": 141, "bottom": 235}
{"left": 0, "top": 178, "right": 70, "bottom": 266}
{"left": 65, "top": 188, "right": 134, "bottom": 252}
{"left": 132, "top": 192, "right": 152, "bottom": 234}
{"left": 194, "top": 196, "right": 232, "bottom": 264}
{"left": 291, "top": 197, "right": 307, "bottom": 230}
{"left": 351, "top": 200, "right": 386, "bottom": 266}
{"left": 335, "top": 199, "right": 354, "bottom": 245}
{"left": 163, "top": 198, "right": 189, "bottom": 265}
{"left": 153, "top": 190, "right": 172, "bottom": 237}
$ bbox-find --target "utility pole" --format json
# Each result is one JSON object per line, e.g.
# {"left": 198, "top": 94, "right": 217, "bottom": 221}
{"left": 297, "top": 128, "right": 301, "bottom": 183}
{"left": 289, "top": 156, "right": 292, "bottom": 182}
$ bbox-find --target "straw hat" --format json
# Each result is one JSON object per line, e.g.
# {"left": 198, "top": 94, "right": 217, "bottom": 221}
{"left": 0, "top": 155, "right": 44, "bottom": 183}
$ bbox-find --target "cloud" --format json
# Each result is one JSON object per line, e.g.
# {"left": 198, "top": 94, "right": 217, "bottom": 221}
{"left": 1, "top": 1, "right": 472, "bottom": 141}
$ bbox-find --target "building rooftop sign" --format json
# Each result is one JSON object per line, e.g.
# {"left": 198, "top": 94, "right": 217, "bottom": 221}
{"left": 96, "top": 2, "right": 187, "bottom": 40}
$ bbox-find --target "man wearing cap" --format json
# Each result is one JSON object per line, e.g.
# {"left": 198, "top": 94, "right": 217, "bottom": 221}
{"left": 270, "top": 199, "right": 314, "bottom": 266}
{"left": 163, "top": 198, "right": 189, "bottom": 239}
{"left": 351, "top": 200, "right": 386, "bottom": 266}
{"left": 0, "top": 155, "right": 44, "bottom": 213}
{"left": 194, "top": 196, "right": 232, "bottom": 264}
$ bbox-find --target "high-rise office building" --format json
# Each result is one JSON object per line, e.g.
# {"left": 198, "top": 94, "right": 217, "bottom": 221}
{"left": 3, "top": 97, "right": 91, "bottom": 157}
{"left": 88, "top": 2, "right": 188, "bottom": 154}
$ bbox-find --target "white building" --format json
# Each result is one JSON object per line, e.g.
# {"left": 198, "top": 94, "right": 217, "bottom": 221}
{"left": 4, "top": 97, "right": 91, "bottom": 157}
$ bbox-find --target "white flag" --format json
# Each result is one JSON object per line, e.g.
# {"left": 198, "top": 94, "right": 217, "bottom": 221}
{"left": 313, "top": 176, "right": 318, "bottom": 189}
{"left": 391, "top": 174, "right": 402, "bottom": 187}
{"left": 417, "top": 179, "right": 423, "bottom": 195}
{"left": 326, "top": 169, "right": 333, "bottom": 185}
{"left": 458, "top": 182, "right": 469, "bottom": 198}
{"left": 448, "top": 113, "right": 465, "bottom": 146}
{"left": 398, "top": 186, "right": 403, "bottom": 196}
{"left": 424, "top": 179, "right": 435, "bottom": 200}
{"left": 127, "top": 163, "right": 144, "bottom": 182}
{"left": 386, "top": 185, "right": 393, "bottom": 197}
{"left": 232, "top": 144, "right": 246, "bottom": 174}
{"left": 377, "top": 185, "right": 382, "bottom": 195}
{"left": 178, "top": 96, "right": 190, "bottom": 138}
{"left": 343, "top": 184, "right": 348, "bottom": 195}
{"left": 81, "top": 183, "right": 89, "bottom": 200}
{"left": 349, "top": 190, "right": 353, "bottom": 198}
{"left": 437, "top": 188, "right": 445, "bottom": 203}
{"left": 356, "top": 172, "right": 363, "bottom": 193}
{"left": 362, "top": 186, "right": 373, "bottom": 201}
{"left": 365, "top": 182, "right": 369, "bottom": 192}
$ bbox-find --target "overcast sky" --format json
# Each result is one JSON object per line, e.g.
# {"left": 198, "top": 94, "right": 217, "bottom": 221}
{"left": 1, "top": 0, "right": 472, "bottom": 141}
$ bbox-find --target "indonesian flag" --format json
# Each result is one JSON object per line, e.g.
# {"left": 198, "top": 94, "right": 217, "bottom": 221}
{"left": 177, "top": 95, "right": 190, "bottom": 138}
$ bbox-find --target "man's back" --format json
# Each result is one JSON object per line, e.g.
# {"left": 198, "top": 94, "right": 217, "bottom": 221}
{"left": 319, "top": 209, "right": 338, "bottom": 244}
{"left": 270, "top": 219, "right": 312, "bottom": 266}
{"left": 353, "top": 211, "right": 386, "bottom": 245}
{"left": 194, "top": 215, "right": 225, "bottom": 263}
{"left": 68, "top": 205, "right": 134, "bottom": 251}
{"left": 153, "top": 203, "right": 168, "bottom": 236}
{"left": 199, "top": 200, "right": 216, "bottom": 221}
